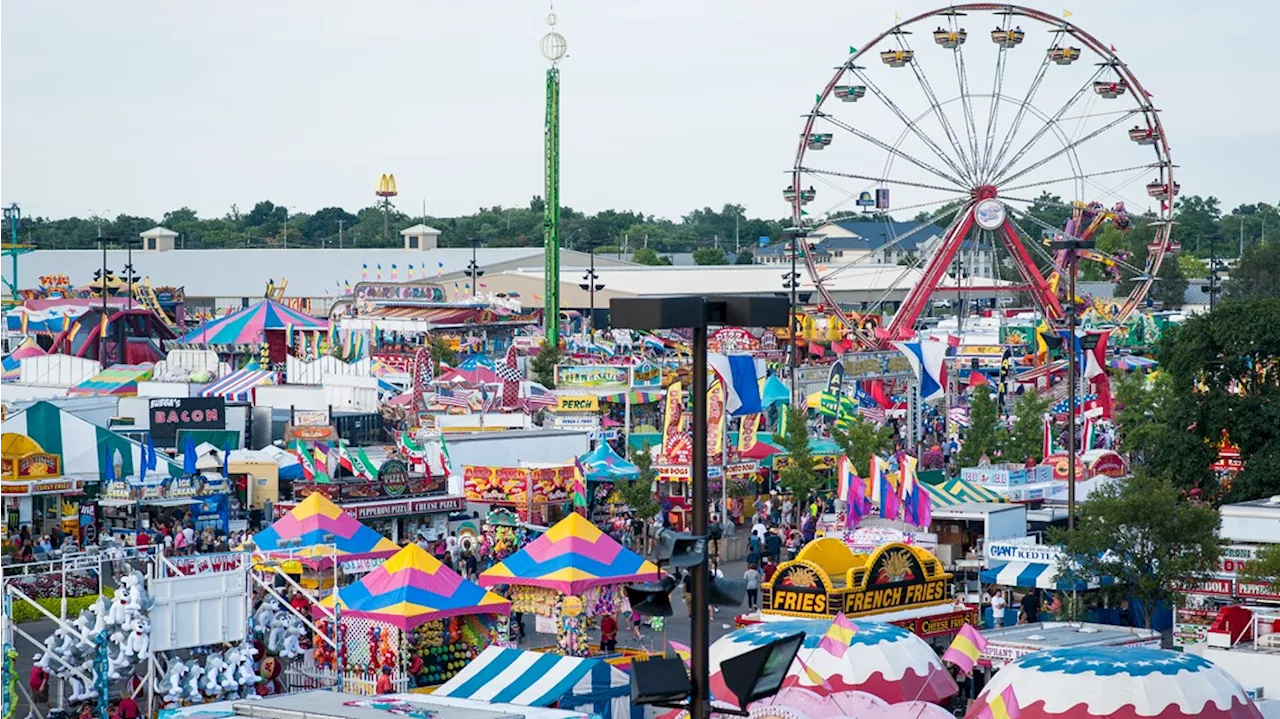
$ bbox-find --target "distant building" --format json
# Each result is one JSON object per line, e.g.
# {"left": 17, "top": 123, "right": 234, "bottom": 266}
{"left": 757, "top": 218, "right": 1004, "bottom": 278}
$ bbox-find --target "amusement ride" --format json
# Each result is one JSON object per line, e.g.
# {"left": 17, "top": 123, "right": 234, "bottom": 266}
{"left": 787, "top": 4, "right": 1176, "bottom": 348}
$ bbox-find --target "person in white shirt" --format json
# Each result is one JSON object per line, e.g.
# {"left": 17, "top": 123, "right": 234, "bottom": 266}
{"left": 990, "top": 588, "right": 1007, "bottom": 628}
{"left": 445, "top": 532, "right": 459, "bottom": 563}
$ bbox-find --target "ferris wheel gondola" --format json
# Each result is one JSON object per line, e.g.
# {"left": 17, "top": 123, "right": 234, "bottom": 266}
{"left": 789, "top": 3, "right": 1175, "bottom": 348}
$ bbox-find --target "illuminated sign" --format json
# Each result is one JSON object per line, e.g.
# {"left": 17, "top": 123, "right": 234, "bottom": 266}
{"left": 149, "top": 397, "right": 226, "bottom": 445}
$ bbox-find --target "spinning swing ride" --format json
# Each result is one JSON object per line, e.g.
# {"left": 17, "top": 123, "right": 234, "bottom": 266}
{"left": 788, "top": 4, "right": 1176, "bottom": 349}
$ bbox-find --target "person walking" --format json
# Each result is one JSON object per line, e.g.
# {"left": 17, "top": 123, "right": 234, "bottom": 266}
{"left": 744, "top": 564, "right": 762, "bottom": 611}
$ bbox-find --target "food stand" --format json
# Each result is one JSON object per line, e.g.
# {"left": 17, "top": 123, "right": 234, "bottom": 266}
{"left": 1, "top": 433, "right": 86, "bottom": 538}
{"left": 278, "top": 457, "right": 464, "bottom": 543}
{"left": 754, "top": 538, "right": 978, "bottom": 645}
{"left": 478, "top": 513, "right": 659, "bottom": 657}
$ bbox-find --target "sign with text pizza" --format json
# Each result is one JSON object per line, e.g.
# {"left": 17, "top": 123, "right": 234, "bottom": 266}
{"left": 149, "top": 397, "right": 227, "bottom": 446}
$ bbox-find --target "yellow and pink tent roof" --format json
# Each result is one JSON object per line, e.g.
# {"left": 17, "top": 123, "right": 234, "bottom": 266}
{"left": 250, "top": 493, "right": 398, "bottom": 566}
{"left": 330, "top": 543, "right": 510, "bottom": 629}
{"left": 478, "top": 512, "right": 660, "bottom": 594}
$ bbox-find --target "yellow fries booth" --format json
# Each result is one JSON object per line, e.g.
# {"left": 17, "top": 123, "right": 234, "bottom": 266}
{"left": 759, "top": 538, "right": 978, "bottom": 645}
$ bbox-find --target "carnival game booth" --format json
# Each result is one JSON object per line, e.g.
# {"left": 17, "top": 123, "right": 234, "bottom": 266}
{"left": 248, "top": 492, "right": 400, "bottom": 588}
{"left": 434, "top": 646, "right": 634, "bottom": 719}
{"left": 756, "top": 538, "right": 978, "bottom": 645}
{"left": 479, "top": 512, "right": 659, "bottom": 657}
{"left": 314, "top": 543, "right": 511, "bottom": 693}
{"left": 964, "top": 646, "right": 1264, "bottom": 719}
{"left": 709, "top": 619, "right": 958, "bottom": 705}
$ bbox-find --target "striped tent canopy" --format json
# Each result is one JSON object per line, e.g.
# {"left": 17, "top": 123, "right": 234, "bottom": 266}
{"left": 942, "top": 477, "right": 1007, "bottom": 503}
{"left": 251, "top": 493, "right": 398, "bottom": 564}
{"left": 436, "top": 354, "right": 499, "bottom": 385}
{"left": 980, "top": 560, "right": 1114, "bottom": 591}
{"left": 67, "top": 363, "right": 155, "bottom": 397}
{"left": 2, "top": 401, "right": 183, "bottom": 480}
{"left": 922, "top": 482, "right": 965, "bottom": 508}
{"left": 176, "top": 299, "right": 327, "bottom": 345}
{"left": 595, "top": 389, "right": 665, "bottom": 404}
{"left": 330, "top": 543, "right": 510, "bottom": 629}
{"left": 478, "top": 512, "right": 660, "bottom": 594}
{"left": 199, "top": 369, "right": 278, "bottom": 402}
{"left": 434, "top": 646, "right": 631, "bottom": 719}
{"left": 0, "top": 335, "right": 47, "bottom": 381}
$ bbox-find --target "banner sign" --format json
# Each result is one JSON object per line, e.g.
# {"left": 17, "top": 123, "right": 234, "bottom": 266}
{"left": 293, "top": 472, "right": 445, "bottom": 503}
{"left": 555, "top": 365, "right": 628, "bottom": 387}
{"left": 841, "top": 351, "right": 916, "bottom": 381}
{"left": 462, "top": 464, "right": 573, "bottom": 505}
{"left": 354, "top": 282, "right": 446, "bottom": 303}
{"left": 631, "top": 361, "right": 663, "bottom": 388}
{"left": 985, "top": 542, "right": 1063, "bottom": 564}
{"left": 293, "top": 409, "right": 331, "bottom": 427}
{"left": 149, "top": 397, "right": 226, "bottom": 446}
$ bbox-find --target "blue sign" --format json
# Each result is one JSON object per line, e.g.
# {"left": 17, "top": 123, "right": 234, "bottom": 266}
{"left": 856, "top": 191, "right": 876, "bottom": 207}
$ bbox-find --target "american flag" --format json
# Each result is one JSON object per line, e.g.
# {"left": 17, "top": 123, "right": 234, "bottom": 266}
{"left": 433, "top": 388, "right": 472, "bottom": 408}
{"left": 523, "top": 382, "right": 558, "bottom": 411}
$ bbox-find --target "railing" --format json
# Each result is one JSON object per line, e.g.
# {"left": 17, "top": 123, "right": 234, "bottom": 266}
{"left": 281, "top": 664, "right": 409, "bottom": 696}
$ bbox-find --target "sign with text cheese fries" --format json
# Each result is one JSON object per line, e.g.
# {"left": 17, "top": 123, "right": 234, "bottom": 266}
{"left": 763, "top": 540, "right": 952, "bottom": 619}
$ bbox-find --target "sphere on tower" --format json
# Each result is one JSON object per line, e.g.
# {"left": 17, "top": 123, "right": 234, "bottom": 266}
{"left": 540, "top": 13, "right": 567, "bottom": 63}
{"left": 376, "top": 173, "right": 398, "bottom": 198}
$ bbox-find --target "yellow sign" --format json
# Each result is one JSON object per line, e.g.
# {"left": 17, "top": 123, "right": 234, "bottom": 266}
{"left": 763, "top": 540, "right": 952, "bottom": 619}
{"left": 556, "top": 395, "right": 599, "bottom": 412}
{"left": 562, "top": 596, "right": 584, "bottom": 617}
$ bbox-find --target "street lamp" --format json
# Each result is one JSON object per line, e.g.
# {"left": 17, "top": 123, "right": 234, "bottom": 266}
{"left": 578, "top": 249, "right": 604, "bottom": 337}
{"left": 465, "top": 237, "right": 485, "bottom": 298}
{"left": 119, "top": 237, "right": 141, "bottom": 311}
{"left": 948, "top": 257, "right": 968, "bottom": 328}
{"left": 612, "top": 294, "right": 788, "bottom": 719}
{"left": 1039, "top": 328, "right": 1101, "bottom": 529}
{"left": 782, "top": 227, "right": 806, "bottom": 405}
{"left": 1203, "top": 234, "right": 1227, "bottom": 313}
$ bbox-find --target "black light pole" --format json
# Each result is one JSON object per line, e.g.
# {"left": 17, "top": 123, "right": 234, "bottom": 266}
{"left": 1206, "top": 234, "right": 1223, "bottom": 313}
{"left": 578, "top": 250, "right": 604, "bottom": 336}
{"left": 95, "top": 237, "right": 118, "bottom": 363}
{"left": 465, "top": 237, "right": 484, "bottom": 297}
{"left": 1044, "top": 230, "right": 1097, "bottom": 530}
{"left": 612, "top": 295, "right": 788, "bottom": 719}
{"left": 948, "top": 257, "right": 967, "bottom": 326}
{"left": 783, "top": 228, "right": 806, "bottom": 405}
{"left": 121, "top": 237, "right": 141, "bottom": 310}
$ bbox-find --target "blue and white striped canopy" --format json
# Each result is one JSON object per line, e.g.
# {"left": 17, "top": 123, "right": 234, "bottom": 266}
{"left": 435, "top": 646, "right": 630, "bottom": 718}
{"left": 981, "top": 561, "right": 1115, "bottom": 591}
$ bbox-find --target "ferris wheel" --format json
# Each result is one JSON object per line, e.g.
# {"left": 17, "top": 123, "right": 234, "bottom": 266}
{"left": 788, "top": 4, "right": 1176, "bottom": 348}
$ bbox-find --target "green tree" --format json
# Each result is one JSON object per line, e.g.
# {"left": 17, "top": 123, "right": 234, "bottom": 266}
{"left": 1002, "top": 391, "right": 1051, "bottom": 464}
{"left": 426, "top": 335, "right": 458, "bottom": 376}
{"left": 618, "top": 444, "right": 660, "bottom": 519}
{"left": 1177, "top": 254, "right": 1208, "bottom": 278}
{"left": 955, "top": 389, "right": 1007, "bottom": 468}
{"left": 1051, "top": 473, "right": 1220, "bottom": 629}
{"left": 776, "top": 407, "right": 823, "bottom": 523}
{"left": 1238, "top": 544, "right": 1280, "bottom": 593}
{"left": 530, "top": 341, "right": 561, "bottom": 388}
{"left": 831, "top": 415, "right": 894, "bottom": 478}
{"left": 632, "top": 247, "right": 664, "bottom": 266}
{"left": 1225, "top": 240, "right": 1280, "bottom": 301}
{"left": 693, "top": 246, "right": 729, "bottom": 265}
{"left": 734, "top": 250, "right": 755, "bottom": 265}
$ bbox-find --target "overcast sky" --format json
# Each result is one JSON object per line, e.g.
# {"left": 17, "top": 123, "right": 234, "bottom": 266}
{"left": 2, "top": 0, "right": 1276, "bottom": 223}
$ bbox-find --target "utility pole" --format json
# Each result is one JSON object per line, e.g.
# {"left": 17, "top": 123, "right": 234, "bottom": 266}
{"left": 337, "top": 219, "right": 345, "bottom": 249}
